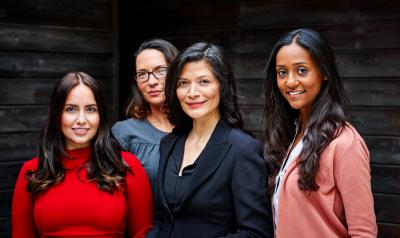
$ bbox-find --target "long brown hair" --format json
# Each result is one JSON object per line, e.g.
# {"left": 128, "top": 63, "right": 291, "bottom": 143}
{"left": 262, "top": 29, "right": 350, "bottom": 193}
{"left": 26, "top": 72, "right": 130, "bottom": 195}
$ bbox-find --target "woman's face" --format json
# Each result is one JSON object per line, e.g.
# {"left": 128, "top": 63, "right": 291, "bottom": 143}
{"left": 61, "top": 84, "right": 100, "bottom": 150}
{"left": 275, "top": 42, "right": 324, "bottom": 119}
{"left": 135, "top": 49, "right": 168, "bottom": 107}
{"left": 176, "top": 60, "right": 221, "bottom": 122}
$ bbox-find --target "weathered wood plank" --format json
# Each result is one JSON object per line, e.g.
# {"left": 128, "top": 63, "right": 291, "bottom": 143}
{"left": 0, "top": 0, "right": 112, "bottom": 29}
{"left": 227, "top": 21, "right": 400, "bottom": 54}
{"left": 230, "top": 50, "right": 400, "bottom": 80}
{"left": 0, "top": 190, "right": 12, "bottom": 217}
{"left": 0, "top": 106, "right": 47, "bottom": 133}
{"left": 366, "top": 136, "right": 400, "bottom": 165}
{"left": 0, "top": 77, "right": 113, "bottom": 105}
{"left": 0, "top": 162, "right": 22, "bottom": 191}
{"left": 0, "top": 217, "right": 11, "bottom": 238}
{"left": 371, "top": 165, "right": 400, "bottom": 195}
{"left": 378, "top": 222, "right": 400, "bottom": 238}
{"left": 374, "top": 193, "right": 400, "bottom": 223}
{"left": 0, "top": 25, "right": 112, "bottom": 53}
{"left": 0, "top": 133, "right": 38, "bottom": 162}
{"left": 0, "top": 52, "right": 112, "bottom": 78}
{"left": 352, "top": 108, "right": 400, "bottom": 136}
{"left": 239, "top": 1, "right": 400, "bottom": 28}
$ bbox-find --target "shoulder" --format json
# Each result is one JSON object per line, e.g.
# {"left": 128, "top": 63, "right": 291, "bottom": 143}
{"left": 19, "top": 157, "right": 39, "bottom": 173}
{"left": 228, "top": 128, "right": 262, "bottom": 149}
{"left": 121, "top": 151, "right": 142, "bottom": 168}
{"left": 112, "top": 118, "right": 143, "bottom": 132}
{"left": 324, "top": 122, "right": 369, "bottom": 160}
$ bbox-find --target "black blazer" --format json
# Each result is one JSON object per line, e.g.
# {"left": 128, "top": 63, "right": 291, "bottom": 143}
{"left": 155, "top": 120, "right": 273, "bottom": 238}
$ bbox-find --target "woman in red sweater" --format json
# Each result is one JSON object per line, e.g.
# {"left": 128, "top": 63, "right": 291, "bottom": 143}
{"left": 12, "top": 72, "right": 153, "bottom": 237}
{"left": 262, "top": 29, "right": 377, "bottom": 237}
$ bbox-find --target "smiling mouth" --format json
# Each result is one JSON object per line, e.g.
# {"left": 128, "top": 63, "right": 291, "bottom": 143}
{"left": 187, "top": 102, "right": 204, "bottom": 108}
{"left": 288, "top": 90, "right": 306, "bottom": 95}
{"left": 72, "top": 128, "right": 89, "bottom": 135}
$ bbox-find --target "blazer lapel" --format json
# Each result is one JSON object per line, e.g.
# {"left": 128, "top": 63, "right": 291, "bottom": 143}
{"left": 177, "top": 120, "right": 232, "bottom": 210}
{"left": 158, "top": 132, "right": 182, "bottom": 219}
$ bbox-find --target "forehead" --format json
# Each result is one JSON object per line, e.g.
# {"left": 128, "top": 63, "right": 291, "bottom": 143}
{"left": 136, "top": 49, "right": 167, "bottom": 68}
{"left": 65, "top": 84, "right": 96, "bottom": 103}
{"left": 179, "top": 60, "right": 215, "bottom": 77}
{"left": 276, "top": 42, "right": 313, "bottom": 64}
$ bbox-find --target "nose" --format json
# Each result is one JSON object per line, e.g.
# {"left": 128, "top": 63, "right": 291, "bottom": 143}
{"left": 147, "top": 73, "right": 158, "bottom": 86}
{"left": 187, "top": 83, "right": 199, "bottom": 98}
{"left": 285, "top": 73, "right": 299, "bottom": 88}
{"left": 76, "top": 110, "right": 87, "bottom": 124}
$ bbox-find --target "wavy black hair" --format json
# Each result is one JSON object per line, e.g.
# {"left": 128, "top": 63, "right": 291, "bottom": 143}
{"left": 165, "top": 42, "right": 244, "bottom": 133}
{"left": 262, "top": 28, "right": 350, "bottom": 192}
{"left": 125, "top": 38, "right": 178, "bottom": 119}
{"left": 26, "top": 72, "right": 130, "bottom": 195}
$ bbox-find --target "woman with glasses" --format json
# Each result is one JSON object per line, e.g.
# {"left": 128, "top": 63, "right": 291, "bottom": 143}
{"left": 12, "top": 72, "right": 153, "bottom": 237}
{"left": 155, "top": 42, "right": 273, "bottom": 238}
{"left": 263, "top": 28, "right": 377, "bottom": 237}
{"left": 112, "top": 39, "right": 178, "bottom": 237}
{"left": 112, "top": 39, "right": 178, "bottom": 196}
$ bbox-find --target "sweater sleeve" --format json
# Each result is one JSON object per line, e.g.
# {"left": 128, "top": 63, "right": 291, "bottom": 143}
{"left": 334, "top": 139, "right": 378, "bottom": 237}
{"left": 12, "top": 160, "right": 38, "bottom": 238}
{"left": 123, "top": 152, "right": 154, "bottom": 238}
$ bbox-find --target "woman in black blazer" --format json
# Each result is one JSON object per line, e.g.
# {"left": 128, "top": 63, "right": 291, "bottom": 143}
{"left": 154, "top": 42, "right": 273, "bottom": 238}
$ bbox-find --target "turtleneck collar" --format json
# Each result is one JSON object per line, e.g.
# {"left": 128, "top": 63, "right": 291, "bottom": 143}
{"left": 62, "top": 146, "right": 92, "bottom": 170}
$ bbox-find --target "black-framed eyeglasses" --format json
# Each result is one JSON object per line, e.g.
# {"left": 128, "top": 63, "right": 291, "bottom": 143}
{"left": 135, "top": 67, "right": 168, "bottom": 83}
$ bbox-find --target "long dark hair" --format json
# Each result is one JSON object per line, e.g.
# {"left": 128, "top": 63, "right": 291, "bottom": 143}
{"left": 26, "top": 72, "right": 129, "bottom": 195}
{"left": 125, "top": 39, "right": 178, "bottom": 119}
{"left": 165, "top": 42, "right": 243, "bottom": 133}
{"left": 263, "top": 28, "right": 350, "bottom": 192}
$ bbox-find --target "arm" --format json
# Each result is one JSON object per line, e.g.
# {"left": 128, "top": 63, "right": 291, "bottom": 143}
{"left": 225, "top": 140, "right": 274, "bottom": 238}
{"left": 12, "top": 161, "right": 38, "bottom": 238}
{"left": 335, "top": 139, "right": 378, "bottom": 237}
{"left": 111, "top": 122, "right": 129, "bottom": 151}
{"left": 124, "top": 152, "right": 154, "bottom": 238}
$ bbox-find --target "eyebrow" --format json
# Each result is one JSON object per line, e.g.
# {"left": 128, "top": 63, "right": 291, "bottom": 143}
{"left": 137, "top": 65, "right": 167, "bottom": 71}
{"left": 64, "top": 103, "right": 97, "bottom": 107}
{"left": 276, "top": 62, "right": 308, "bottom": 67}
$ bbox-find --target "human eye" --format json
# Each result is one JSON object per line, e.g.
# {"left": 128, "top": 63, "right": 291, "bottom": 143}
{"left": 136, "top": 71, "right": 147, "bottom": 80}
{"left": 86, "top": 105, "right": 98, "bottom": 113}
{"left": 199, "top": 79, "right": 210, "bottom": 86}
{"left": 177, "top": 79, "right": 189, "bottom": 88}
{"left": 297, "top": 67, "right": 308, "bottom": 75}
{"left": 156, "top": 67, "right": 168, "bottom": 77}
{"left": 65, "top": 105, "right": 76, "bottom": 113}
{"left": 276, "top": 69, "right": 287, "bottom": 78}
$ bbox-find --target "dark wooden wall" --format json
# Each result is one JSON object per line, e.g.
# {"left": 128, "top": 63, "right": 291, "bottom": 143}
{"left": 0, "top": 0, "right": 118, "bottom": 237}
{"left": 122, "top": 0, "right": 400, "bottom": 237}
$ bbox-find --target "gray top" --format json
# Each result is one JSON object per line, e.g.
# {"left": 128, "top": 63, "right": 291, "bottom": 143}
{"left": 111, "top": 118, "right": 168, "bottom": 194}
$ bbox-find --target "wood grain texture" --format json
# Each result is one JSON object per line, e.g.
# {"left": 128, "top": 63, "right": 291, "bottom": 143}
{"left": 0, "top": 52, "right": 112, "bottom": 78}
{"left": 374, "top": 193, "right": 400, "bottom": 223}
{"left": 371, "top": 165, "right": 400, "bottom": 195}
{"left": 0, "top": 25, "right": 112, "bottom": 53}
{"left": 0, "top": 133, "right": 38, "bottom": 162}
{"left": 0, "top": 0, "right": 112, "bottom": 28}
{"left": 366, "top": 136, "right": 400, "bottom": 165}
{"left": 0, "top": 105, "right": 47, "bottom": 133}
{"left": 377, "top": 222, "right": 400, "bottom": 238}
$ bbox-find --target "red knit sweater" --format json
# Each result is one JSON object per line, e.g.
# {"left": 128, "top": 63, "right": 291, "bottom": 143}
{"left": 12, "top": 147, "right": 153, "bottom": 238}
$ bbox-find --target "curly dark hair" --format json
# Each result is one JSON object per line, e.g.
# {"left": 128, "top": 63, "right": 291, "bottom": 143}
{"left": 125, "top": 38, "right": 178, "bottom": 119}
{"left": 26, "top": 72, "right": 130, "bottom": 195}
{"left": 165, "top": 42, "right": 243, "bottom": 133}
{"left": 262, "top": 28, "right": 350, "bottom": 193}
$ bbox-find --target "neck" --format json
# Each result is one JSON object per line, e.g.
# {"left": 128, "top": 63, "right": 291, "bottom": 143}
{"left": 147, "top": 104, "right": 173, "bottom": 133}
{"left": 190, "top": 112, "right": 220, "bottom": 141}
